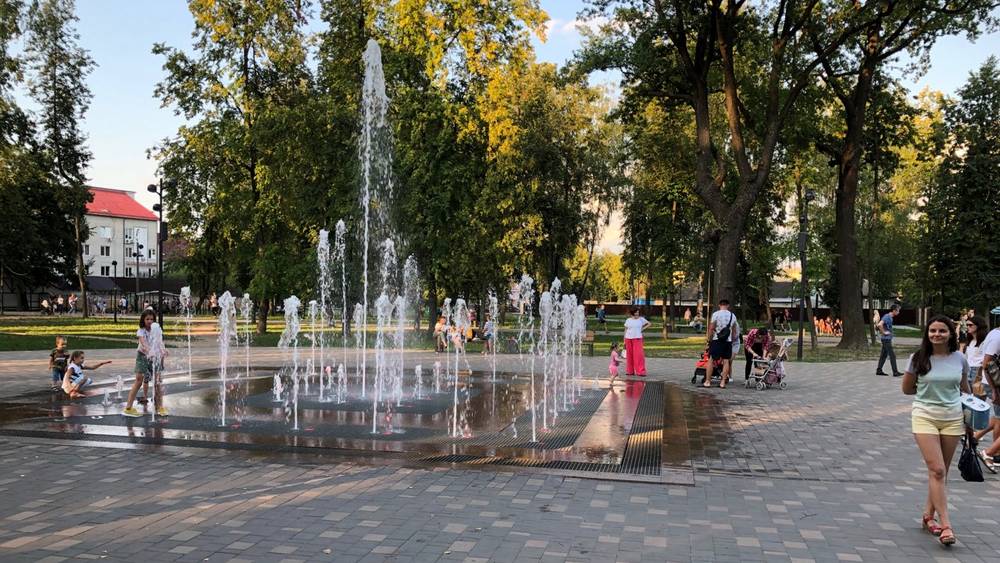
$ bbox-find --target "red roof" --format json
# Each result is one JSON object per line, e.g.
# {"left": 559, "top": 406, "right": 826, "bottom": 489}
{"left": 86, "top": 187, "right": 157, "bottom": 221}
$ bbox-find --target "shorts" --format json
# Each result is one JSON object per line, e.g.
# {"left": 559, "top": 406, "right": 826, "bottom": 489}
{"left": 71, "top": 373, "right": 92, "bottom": 389}
{"left": 911, "top": 413, "right": 965, "bottom": 436}
{"left": 134, "top": 352, "right": 162, "bottom": 383}
{"left": 709, "top": 339, "right": 732, "bottom": 360}
{"left": 51, "top": 368, "right": 64, "bottom": 383}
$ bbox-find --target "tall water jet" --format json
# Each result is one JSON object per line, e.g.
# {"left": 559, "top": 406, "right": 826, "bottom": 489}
{"left": 488, "top": 290, "right": 499, "bottom": 381}
{"left": 147, "top": 322, "right": 165, "bottom": 422}
{"left": 392, "top": 294, "right": 406, "bottom": 406}
{"left": 307, "top": 299, "right": 318, "bottom": 396}
{"left": 372, "top": 293, "right": 393, "bottom": 433}
{"left": 452, "top": 299, "right": 469, "bottom": 437}
{"left": 241, "top": 294, "right": 253, "bottom": 379}
{"left": 179, "top": 286, "right": 193, "bottom": 385}
{"left": 317, "top": 229, "right": 331, "bottom": 387}
{"left": 334, "top": 220, "right": 348, "bottom": 369}
{"left": 352, "top": 303, "right": 365, "bottom": 396}
{"left": 538, "top": 290, "right": 553, "bottom": 431}
{"left": 217, "top": 291, "right": 238, "bottom": 426}
{"left": 359, "top": 39, "right": 396, "bottom": 394}
{"left": 278, "top": 296, "right": 302, "bottom": 430}
{"left": 515, "top": 274, "right": 536, "bottom": 442}
{"left": 413, "top": 364, "right": 423, "bottom": 399}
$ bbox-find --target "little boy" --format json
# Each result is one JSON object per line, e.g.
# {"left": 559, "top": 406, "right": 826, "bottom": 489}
{"left": 48, "top": 336, "right": 69, "bottom": 391}
{"left": 62, "top": 351, "right": 111, "bottom": 399}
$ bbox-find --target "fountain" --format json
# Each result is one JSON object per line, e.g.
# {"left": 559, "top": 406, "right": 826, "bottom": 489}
{"left": 372, "top": 293, "right": 393, "bottom": 433}
{"left": 179, "top": 286, "right": 193, "bottom": 385}
{"left": 318, "top": 229, "right": 332, "bottom": 387}
{"left": 334, "top": 220, "right": 348, "bottom": 370}
{"left": 336, "top": 363, "right": 346, "bottom": 403}
{"left": 278, "top": 295, "right": 302, "bottom": 431}
{"left": 307, "top": 299, "right": 318, "bottom": 396}
{"left": 515, "top": 274, "right": 536, "bottom": 442}
{"left": 272, "top": 373, "right": 283, "bottom": 402}
{"left": 413, "top": 364, "right": 423, "bottom": 400}
{"left": 241, "top": 294, "right": 253, "bottom": 379}
{"left": 217, "top": 291, "right": 237, "bottom": 426}
{"left": 452, "top": 299, "right": 469, "bottom": 437}
{"left": 352, "top": 303, "right": 365, "bottom": 396}
{"left": 115, "top": 373, "right": 123, "bottom": 401}
{"left": 147, "top": 321, "right": 166, "bottom": 422}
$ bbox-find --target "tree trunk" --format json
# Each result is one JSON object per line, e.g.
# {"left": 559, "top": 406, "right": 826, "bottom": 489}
{"left": 426, "top": 271, "right": 438, "bottom": 337}
{"left": 579, "top": 230, "right": 597, "bottom": 301}
{"left": 74, "top": 216, "right": 89, "bottom": 318}
{"left": 714, "top": 228, "right": 741, "bottom": 304}
{"left": 661, "top": 289, "right": 668, "bottom": 339}
{"left": 256, "top": 297, "right": 269, "bottom": 335}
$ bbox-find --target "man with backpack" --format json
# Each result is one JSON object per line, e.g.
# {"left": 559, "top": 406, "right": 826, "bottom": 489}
{"left": 704, "top": 299, "right": 740, "bottom": 388}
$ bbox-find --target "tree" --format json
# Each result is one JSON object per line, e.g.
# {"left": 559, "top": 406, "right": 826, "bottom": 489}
{"left": 581, "top": 0, "right": 866, "bottom": 305}
{"left": 922, "top": 57, "right": 1000, "bottom": 317}
{"left": 24, "top": 0, "right": 94, "bottom": 316}
{"left": 807, "top": 0, "right": 997, "bottom": 348}
{"left": 153, "top": 0, "right": 314, "bottom": 333}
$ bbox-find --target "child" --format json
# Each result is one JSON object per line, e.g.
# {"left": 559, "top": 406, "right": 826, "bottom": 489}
{"left": 608, "top": 342, "right": 621, "bottom": 384}
{"left": 62, "top": 350, "right": 111, "bottom": 398}
{"left": 764, "top": 342, "right": 787, "bottom": 382}
{"left": 48, "top": 336, "right": 69, "bottom": 391}
{"left": 123, "top": 312, "right": 167, "bottom": 417}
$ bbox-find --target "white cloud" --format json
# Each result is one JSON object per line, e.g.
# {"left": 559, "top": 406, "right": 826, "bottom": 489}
{"left": 545, "top": 17, "right": 608, "bottom": 37}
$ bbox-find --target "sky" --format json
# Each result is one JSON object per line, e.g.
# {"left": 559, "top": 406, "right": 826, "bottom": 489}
{"left": 24, "top": 1, "right": 1000, "bottom": 251}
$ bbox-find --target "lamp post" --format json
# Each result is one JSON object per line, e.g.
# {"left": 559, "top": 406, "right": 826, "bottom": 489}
{"left": 147, "top": 181, "right": 172, "bottom": 326}
{"left": 796, "top": 188, "right": 816, "bottom": 361}
{"left": 112, "top": 260, "right": 118, "bottom": 323}
{"left": 133, "top": 242, "right": 143, "bottom": 314}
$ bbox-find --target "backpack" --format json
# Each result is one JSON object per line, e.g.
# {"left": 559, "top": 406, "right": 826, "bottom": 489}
{"left": 716, "top": 312, "right": 734, "bottom": 342}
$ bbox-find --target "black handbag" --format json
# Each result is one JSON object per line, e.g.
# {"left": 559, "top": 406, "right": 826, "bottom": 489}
{"left": 958, "top": 434, "right": 984, "bottom": 482}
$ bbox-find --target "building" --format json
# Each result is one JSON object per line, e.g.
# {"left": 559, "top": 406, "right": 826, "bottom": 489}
{"left": 84, "top": 187, "right": 159, "bottom": 279}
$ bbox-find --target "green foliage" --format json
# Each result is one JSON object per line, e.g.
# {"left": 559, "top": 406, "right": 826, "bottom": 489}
{"left": 921, "top": 58, "right": 1000, "bottom": 316}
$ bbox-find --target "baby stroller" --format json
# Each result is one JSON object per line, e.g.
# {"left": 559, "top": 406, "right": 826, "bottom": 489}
{"left": 746, "top": 337, "right": 791, "bottom": 390}
{"left": 690, "top": 347, "right": 725, "bottom": 385}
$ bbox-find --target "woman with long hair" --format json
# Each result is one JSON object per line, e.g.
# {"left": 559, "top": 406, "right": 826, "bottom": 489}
{"left": 901, "top": 315, "right": 970, "bottom": 546}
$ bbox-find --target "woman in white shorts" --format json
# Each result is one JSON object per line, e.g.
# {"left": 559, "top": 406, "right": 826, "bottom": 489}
{"left": 901, "top": 316, "right": 970, "bottom": 546}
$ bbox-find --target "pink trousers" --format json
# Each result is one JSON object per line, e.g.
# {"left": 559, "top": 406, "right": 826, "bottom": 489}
{"left": 625, "top": 338, "right": 646, "bottom": 376}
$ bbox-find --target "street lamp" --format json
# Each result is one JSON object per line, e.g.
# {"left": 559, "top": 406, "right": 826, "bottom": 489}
{"left": 148, "top": 181, "right": 173, "bottom": 326}
{"left": 796, "top": 188, "right": 817, "bottom": 361}
{"left": 111, "top": 260, "right": 118, "bottom": 323}
{"left": 133, "top": 242, "right": 144, "bottom": 313}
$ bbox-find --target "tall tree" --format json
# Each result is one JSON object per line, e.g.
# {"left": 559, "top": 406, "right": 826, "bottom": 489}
{"left": 807, "top": 0, "right": 997, "bottom": 348}
{"left": 153, "top": 0, "right": 313, "bottom": 333}
{"left": 581, "top": 0, "right": 865, "bottom": 304}
{"left": 24, "top": 0, "right": 94, "bottom": 316}
{"left": 923, "top": 57, "right": 1000, "bottom": 317}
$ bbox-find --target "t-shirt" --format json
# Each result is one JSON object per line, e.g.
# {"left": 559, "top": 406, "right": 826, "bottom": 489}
{"left": 907, "top": 351, "right": 967, "bottom": 421}
{"left": 981, "top": 328, "right": 1000, "bottom": 359}
{"left": 483, "top": 320, "right": 495, "bottom": 337}
{"left": 50, "top": 348, "right": 68, "bottom": 371}
{"left": 137, "top": 328, "right": 150, "bottom": 354}
{"left": 965, "top": 339, "right": 985, "bottom": 368}
{"left": 879, "top": 313, "right": 894, "bottom": 341}
{"left": 710, "top": 310, "right": 738, "bottom": 342}
{"left": 623, "top": 317, "right": 646, "bottom": 339}
{"left": 597, "top": 309, "right": 606, "bottom": 321}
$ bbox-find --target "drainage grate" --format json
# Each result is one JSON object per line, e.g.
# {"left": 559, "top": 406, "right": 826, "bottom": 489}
{"left": 619, "top": 381, "right": 664, "bottom": 475}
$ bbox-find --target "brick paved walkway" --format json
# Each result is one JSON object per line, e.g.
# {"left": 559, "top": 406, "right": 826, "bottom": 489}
{"left": 1, "top": 349, "right": 998, "bottom": 562}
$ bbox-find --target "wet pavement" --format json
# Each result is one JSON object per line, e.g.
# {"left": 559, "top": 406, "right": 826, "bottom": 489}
{"left": 1, "top": 350, "right": 999, "bottom": 561}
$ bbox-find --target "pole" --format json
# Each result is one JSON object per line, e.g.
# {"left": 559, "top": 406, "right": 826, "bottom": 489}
{"left": 112, "top": 262, "right": 118, "bottom": 323}
{"left": 796, "top": 190, "right": 813, "bottom": 361}
{"left": 157, "top": 188, "right": 164, "bottom": 326}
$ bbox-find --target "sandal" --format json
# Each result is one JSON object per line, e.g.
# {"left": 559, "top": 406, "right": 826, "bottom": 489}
{"left": 922, "top": 513, "right": 942, "bottom": 536}
{"left": 979, "top": 450, "right": 998, "bottom": 474}
{"left": 719, "top": 377, "right": 728, "bottom": 389}
{"left": 702, "top": 379, "right": 711, "bottom": 388}
{"left": 938, "top": 526, "right": 955, "bottom": 546}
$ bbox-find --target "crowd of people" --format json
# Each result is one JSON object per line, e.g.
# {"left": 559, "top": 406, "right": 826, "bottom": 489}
{"left": 432, "top": 309, "right": 497, "bottom": 355}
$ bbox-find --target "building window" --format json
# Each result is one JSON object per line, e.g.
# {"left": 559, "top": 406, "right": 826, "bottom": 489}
{"left": 125, "top": 267, "right": 133, "bottom": 277}
{"left": 148, "top": 248, "right": 156, "bottom": 258}
{"left": 100, "top": 266, "right": 110, "bottom": 276}
{"left": 149, "top": 268, "right": 156, "bottom": 277}
{"left": 98, "top": 226, "right": 113, "bottom": 239}
{"left": 84, "top": 244, "right": 90, "bottom": 255}
{"left": 100, "top": 246, "right": 110, "bottom": 256}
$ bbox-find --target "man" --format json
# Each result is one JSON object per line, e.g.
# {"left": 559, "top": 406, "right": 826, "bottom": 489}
{"left": 875, "top": 304, "right": 902, "bottom": 377}
{"left": 704, "top": 299, "right": 739, "bottom": 388}
{"left": 975, "top": 324, "right": 1000, "bottom": 470}
{"left": 596, "top": 304, "right": 607, "bottom": 334}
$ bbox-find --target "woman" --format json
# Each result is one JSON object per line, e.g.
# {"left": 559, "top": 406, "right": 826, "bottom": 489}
{"left": 742, "top": 327, "right": 772, "bottom": 381}
{"left": 622, "top": 307, "right": 650, "bottom": 377}
{"left": 963, "top": 316, "right": 996, "bottom": 455}
{"left": 901, "top": 316, "right": 969, "bottom": 546}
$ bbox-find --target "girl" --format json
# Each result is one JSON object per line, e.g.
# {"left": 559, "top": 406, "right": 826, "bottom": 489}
{"left": 122, "top": 311, "right": 167, "bottom": 417}
{"left": 901, "top": 316, "right": 969, "bottom": 546}
{"left": 608, "top": 342, "right": 621, "bottom": 384}
{"left": 62, "top": 350, "right": 111, "bottom": 399}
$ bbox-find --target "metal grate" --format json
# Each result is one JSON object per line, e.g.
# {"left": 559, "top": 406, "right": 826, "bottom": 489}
{"left": 463, "top": 388, "right": 608, "bottom": 450}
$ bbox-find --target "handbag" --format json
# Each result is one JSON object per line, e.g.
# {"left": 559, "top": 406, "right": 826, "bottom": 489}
{"left": 958, "top": 433, "right": 984, "bottom": 482}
